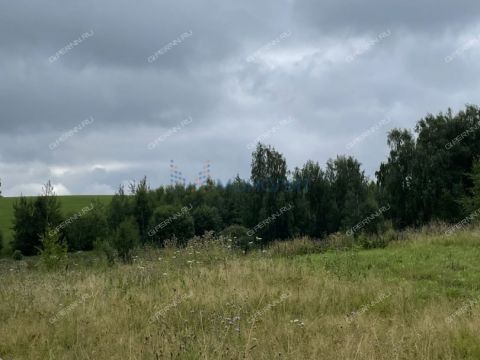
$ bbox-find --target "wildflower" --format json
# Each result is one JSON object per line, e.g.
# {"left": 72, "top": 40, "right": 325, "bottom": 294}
{"left": 290, "top": 319, "right": 305, "bottom": 327}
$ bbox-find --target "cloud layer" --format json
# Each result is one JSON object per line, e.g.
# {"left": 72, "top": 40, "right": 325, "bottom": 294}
{"left": 1, "top": 1, "right": 480, "bottom": 195}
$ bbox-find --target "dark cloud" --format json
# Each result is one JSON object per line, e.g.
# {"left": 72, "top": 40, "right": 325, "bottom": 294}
{"left": 293, "top": 0, "right": 480, "bottom": 33}
{"left": 1, "top": 0, "right": 480, "bottom": 195}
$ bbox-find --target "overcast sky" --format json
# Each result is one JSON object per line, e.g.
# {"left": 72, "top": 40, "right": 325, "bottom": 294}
{"left": 1, "top": 0, "right": 480, "bottom": 196}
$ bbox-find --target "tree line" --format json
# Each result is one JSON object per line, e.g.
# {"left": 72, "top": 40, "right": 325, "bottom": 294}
{"left": 3, "top": 105, "right": 480, "bottom": 260}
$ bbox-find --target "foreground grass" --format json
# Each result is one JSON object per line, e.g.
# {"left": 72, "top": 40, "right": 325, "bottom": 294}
{"left": 1, "top": 231, "right": 480, "bottom": 359}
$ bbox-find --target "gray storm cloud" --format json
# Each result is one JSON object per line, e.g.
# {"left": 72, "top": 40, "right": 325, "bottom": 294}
{"left": 1, "top": 0, "right": 480, "bottom": 195}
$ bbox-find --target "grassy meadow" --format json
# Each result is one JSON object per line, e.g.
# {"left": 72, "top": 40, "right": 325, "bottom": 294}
{"left": 1, "top": 229, "right": 480, "bottom": 359}
{"left": 0, "top": 196, "right": 112, "bottom": 252}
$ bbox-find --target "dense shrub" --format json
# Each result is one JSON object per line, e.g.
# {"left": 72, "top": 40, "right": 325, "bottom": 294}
{"left": 269, "top": 237, "right": 322, "bottom": 257}
{"left": 0, "top": 228, "right": 3, "bottom": 253}
{"left": 148, "top": 205, "right": 194, "bottom": 247}
{"left": 357, "top": 233, "right": 388, "bottom": 249}
{"left": 63, "top": 201, "right": 108, "bottom": 251}
{"left": 112, "top": 218, "right": 140, "bottom": 262}
{"left": 192, "top": 205, "right": 222, "bottom": 236}
{"left": 107, "top": 185, "right": 131, "bottom": 230}
{"left": 462, "top": 159, "right": 480, "bottom": 215}
{"left": 94, "top": 239, "right": 116, "bottom": 266}
{"left": 352, "top": 220, "right": 395, "bottom": 249}
{"left": 12, "top": 250, "right": 23, "bottom": 261}
{"left": 220, "top": 225, "right": 252, "bottom": 250}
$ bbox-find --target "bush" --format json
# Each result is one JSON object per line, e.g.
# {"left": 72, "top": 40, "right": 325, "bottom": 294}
{"left": 192, "top": 205, "right": 222, "bottom": 236}
{"left": 94, "top": 239, "right": 115, "bottom": 266}
{"left": 39, "top": 230, "right": 68, "bottom": 270}
{"left": 382, "top": 227, "right": 398, "bottom": 243}
{"left": 107, "top": 184, "right": 131, "bottom": 230}
{"left": 220, "top": 225, "right": 252, "bottom": 251}
{"left": 63, "top": 202, "right": 108, "bottom": 251}
{"left": 12, "top": 250, "right": 23, "bottom": 261}
{"left": 357, "top": 233, "right": 388, "bottom": 249}
{"left": 148, "top": 205, "right": 194, "bottom": 247}
{"left": 325, "top": 232, "right": 355, "bottom": 251}
{"left": 0, "top": 228, "right": 3, "bottom": 253}
{"left": 269, "top": 237, "right": 322, "bottom": 257}
{"left": 112, "top": 218, "right": 139, "bottom": 262}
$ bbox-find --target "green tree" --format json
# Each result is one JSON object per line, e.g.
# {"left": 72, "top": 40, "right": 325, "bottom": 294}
{"left": 377, "top": 106, "right": 480, "bottom": 228}
{"left": 376, "top": 129, "right": 418, "bottom": 228}
{"left": 221, "top": 175, "right": 251, "bottom": 226}
{"left": 64, "top": 201, "right": 108, "bottom": 251}
{"left": 325, "top": 156, "right": 374, "bottom": 234}
{"left": 192, "top": 205, "right": 222, "bottom": 235}
{"left": 251, "top": 143, "right": 288, "bottom": 193}
{"left": 462, "top": 159, "right": 480, "bottom": 214}
{"left": 39, "top": 229, "right": 68, "bottom": 270}
{"left": 108, "top": 184, "right": 131, "bottom": 230}
{"left": 292, "top": 161, "right": 329, "bottom": 237}
{"left": 12, "top": 196, "right": 36, "bottom": 255}
{"left": 414, "top": 106, "right": 480, "bottom": 222}
{"left": 130, "top": 177, "right": 154, "bottom": 244}
{"left": 112, "top": 218, "right": 139, "bottom": 262}
{"left": 148, "top": 205, "right": 195, "bottom": 246}
{"left": 12, "top": 181, "right": 63, "bottom": 256}
{"left": 34, "top": 181, "right": 63, "bottom": 239}
{"left": 250, "top": 143, "right": 291, "bottom": 243}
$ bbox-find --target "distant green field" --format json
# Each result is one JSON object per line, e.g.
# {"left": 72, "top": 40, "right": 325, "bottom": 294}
{"left": 0, "top": 195, "right": 112, "bottom": 250}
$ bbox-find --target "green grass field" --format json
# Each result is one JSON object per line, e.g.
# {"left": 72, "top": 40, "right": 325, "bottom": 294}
{"left": 1, "top": 230, "right": 480, "bottom": 359}
{"left": 0, "top": 196, "right": 112, "bottom": 251}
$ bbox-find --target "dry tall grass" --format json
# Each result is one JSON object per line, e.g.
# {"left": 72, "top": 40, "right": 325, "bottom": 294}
{"left": 1, "top": 231, "right": 480, "bottom": 359}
